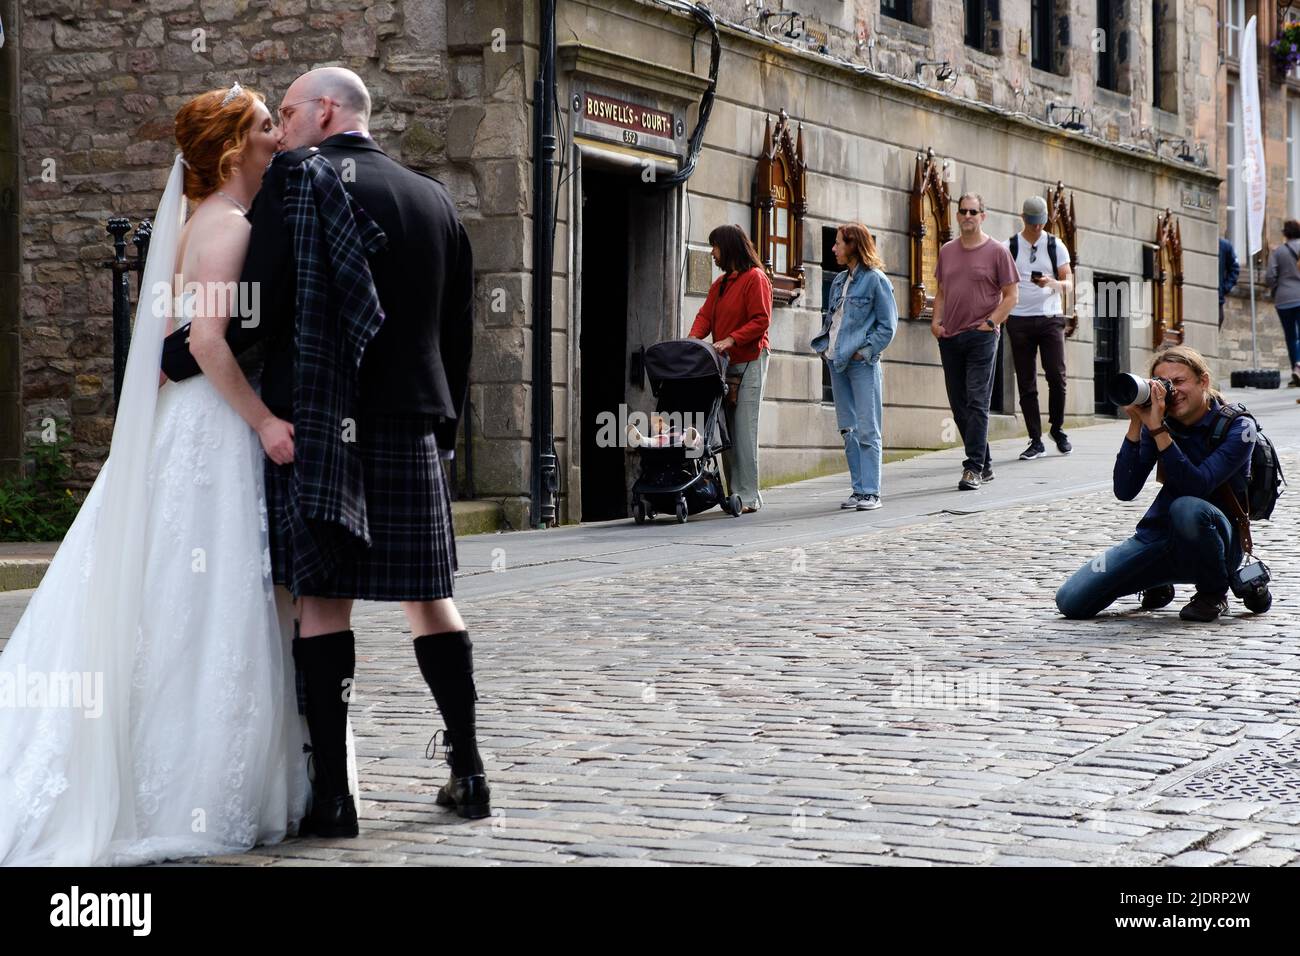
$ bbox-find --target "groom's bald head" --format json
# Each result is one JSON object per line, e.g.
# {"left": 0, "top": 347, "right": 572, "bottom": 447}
{"left": 278, "top": 67, "right": 372, "bottom": 148}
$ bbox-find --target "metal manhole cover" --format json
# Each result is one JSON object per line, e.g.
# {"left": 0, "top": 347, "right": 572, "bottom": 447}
{"left": 1164, "top": 741, "right": 1300, "bottom": 804}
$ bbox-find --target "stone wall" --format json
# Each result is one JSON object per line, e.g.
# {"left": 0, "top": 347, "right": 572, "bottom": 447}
{"left": 14, "top": 0, "right": 531, "bottom": 491}
{"left": 1, "top": 0, "right": 21, "bottom": 477}
{"left": 697, "top": 0, "right": 1218, "bottom": 160}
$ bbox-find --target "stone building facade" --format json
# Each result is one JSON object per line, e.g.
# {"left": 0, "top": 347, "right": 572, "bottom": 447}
{"left": 1218, "top": 0, "right": 1300, "bottom": 375}
{"left": 4, "top": 0, "right": 1226, "bottom": 527}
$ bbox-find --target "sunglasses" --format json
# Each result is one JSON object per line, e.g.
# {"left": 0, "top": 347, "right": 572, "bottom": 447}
{"left": 957, "top": 208, "right": 982, "bottom": 216}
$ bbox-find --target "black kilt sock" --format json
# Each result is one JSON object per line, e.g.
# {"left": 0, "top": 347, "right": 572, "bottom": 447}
{"left": 292, "top": 629, "right": 355, "bottom": 796}
{"left": 413, "top": 630, "right": 484, "bottom": 776}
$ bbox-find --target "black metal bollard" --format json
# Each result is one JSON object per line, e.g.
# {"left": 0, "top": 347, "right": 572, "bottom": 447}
{"left": 101, "top": 217, "right": 151, "bottom": 403}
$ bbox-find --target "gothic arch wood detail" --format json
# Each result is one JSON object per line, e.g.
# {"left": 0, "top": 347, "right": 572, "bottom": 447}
{"left": 1046, "top": 180, "right": 1077, "bottom": 333}
{"left": 1153, "top": 208, "right": 1184, "bottom": 348}
{"left": 752, "top": 109, "right": 806, "bottom": 306}
{"left": 908, "top": 147, "right": 952, "bottom": 318}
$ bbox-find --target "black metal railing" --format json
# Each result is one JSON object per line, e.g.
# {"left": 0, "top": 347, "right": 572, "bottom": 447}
{"left": 100, "top": 217, "right": 152, "bottom": 403}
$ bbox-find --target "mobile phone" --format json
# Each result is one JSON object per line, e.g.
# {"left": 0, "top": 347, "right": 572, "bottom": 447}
{"left": 1031, "top": 271, "right": 1044, "bottom": 281}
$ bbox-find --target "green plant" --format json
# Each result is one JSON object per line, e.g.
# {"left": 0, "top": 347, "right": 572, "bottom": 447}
{"left": 0, "top": 424, "right": 84, "bottom": 542}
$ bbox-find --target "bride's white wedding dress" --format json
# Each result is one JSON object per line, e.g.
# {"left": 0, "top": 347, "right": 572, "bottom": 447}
{"left": 0, "top": 157, "right": 311, "bottom": 865}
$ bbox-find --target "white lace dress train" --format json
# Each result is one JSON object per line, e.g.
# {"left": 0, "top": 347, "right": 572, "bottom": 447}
{"left": 0, "top": 373, "right": 310, "bottom": 866}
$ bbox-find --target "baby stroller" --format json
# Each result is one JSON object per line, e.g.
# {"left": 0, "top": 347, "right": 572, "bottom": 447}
{"left": 629, "top": 338, "right": 744, "bottom": 524}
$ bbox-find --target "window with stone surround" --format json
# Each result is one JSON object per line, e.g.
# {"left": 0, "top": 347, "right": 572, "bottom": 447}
{"left": 882, "top": 0, "right": 916, "bottom": 24}
{"left": 1096, "top": 0, "right": 1132, "bottom": 95}
{"left": 1031, "top": 0, "right": 1069, "bottom": 74}
{"left": 1224, "top": 0, "right": 1246, "bottom": 62}
{"left": 964, "top": 0, "right": 1002, "bottom": 54}
{"left": 1152, "top": 0, "right": 1177, "bottom": 113}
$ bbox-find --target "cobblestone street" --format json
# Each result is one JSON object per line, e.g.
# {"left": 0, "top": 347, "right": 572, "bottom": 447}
{"left": 196, "top": 451, "right": 1300, "bottom": 867}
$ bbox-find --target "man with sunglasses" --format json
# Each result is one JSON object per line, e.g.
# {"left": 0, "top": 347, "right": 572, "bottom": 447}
{"left": 932, "top": 193, "right": 1019, "bottom": 491}
{"left": 1004, "top": 196, "right": 1074, "bottom": 461}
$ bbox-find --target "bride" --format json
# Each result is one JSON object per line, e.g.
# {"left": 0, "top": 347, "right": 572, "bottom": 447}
{"left": 0, "top": 85, "right": 314, "bottom": 865}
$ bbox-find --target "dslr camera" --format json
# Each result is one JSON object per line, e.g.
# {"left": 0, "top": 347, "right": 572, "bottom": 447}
{"left": 1108, "top": 372, "right": 1174, "bottom": 408}
{"left": 1230, "top": 558, "right": 1272, "bottom": 614}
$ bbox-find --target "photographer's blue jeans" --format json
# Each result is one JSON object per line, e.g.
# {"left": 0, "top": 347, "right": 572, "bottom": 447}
{"left": 1055, "top": 497, "right": 1242, "bottom": 619}
{"left": 938, "top": 329, "right": 997, "bottom": 473}
{"left": 828, "top": 356, "right": 883, "bottom": 496}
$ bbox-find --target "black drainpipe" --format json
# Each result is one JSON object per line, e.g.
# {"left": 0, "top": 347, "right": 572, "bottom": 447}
{"left": 530, "top": 0, "right": 558, "bottom": 528}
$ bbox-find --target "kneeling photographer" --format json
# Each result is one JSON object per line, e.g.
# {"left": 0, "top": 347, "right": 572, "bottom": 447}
{"left": 1056, "top": 346, "right": 1268, "bottom": 622}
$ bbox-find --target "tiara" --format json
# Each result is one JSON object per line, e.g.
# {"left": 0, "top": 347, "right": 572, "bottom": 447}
{"left": 220, "top": 82, "right": 244, "bottom": 106}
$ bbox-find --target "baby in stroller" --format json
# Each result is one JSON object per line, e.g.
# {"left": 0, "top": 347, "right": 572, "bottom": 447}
{"left": 626, "top": 414, "right": 703, "bottom": 451}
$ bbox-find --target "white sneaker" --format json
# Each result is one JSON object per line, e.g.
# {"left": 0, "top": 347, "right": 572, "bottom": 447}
{"left": 856, "top": 494, "right": 882, "bottom": 510}
{"left": 840, "top": 494, "right": 861, "bottom": 509}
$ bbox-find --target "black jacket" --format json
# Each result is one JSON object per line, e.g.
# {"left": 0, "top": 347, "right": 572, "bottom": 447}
{"left": 161, "top": 133, "right": 474, "bottom": 451}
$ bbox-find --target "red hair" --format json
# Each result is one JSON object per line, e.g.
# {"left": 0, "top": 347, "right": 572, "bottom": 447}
{"left": 174, "top": 86, "right": 265, "bottom": 202}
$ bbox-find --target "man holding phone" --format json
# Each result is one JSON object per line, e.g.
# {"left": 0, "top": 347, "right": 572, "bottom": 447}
{"left": 1004, "top": 196, "right": 1074, "bottom": 461}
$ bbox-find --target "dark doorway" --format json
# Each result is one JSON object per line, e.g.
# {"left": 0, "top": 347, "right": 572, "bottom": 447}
{"left": 579, "top": 170, "right": 630, "bottom": 521}
{"left": 1093, "top": 273, "right": 1127, "bottom": 415}
{"left": 820, "top": 225, "right": 838, "bottom": 403}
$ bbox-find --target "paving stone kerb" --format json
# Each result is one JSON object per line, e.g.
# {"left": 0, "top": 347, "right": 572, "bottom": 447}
{"left": 190, "top": 454, "right": 1300, "bottom": 867}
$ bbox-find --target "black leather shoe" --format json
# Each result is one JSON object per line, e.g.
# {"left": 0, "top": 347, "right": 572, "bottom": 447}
{"left": 1139, "top": 585, "right": 1176, "bottom": 610}
{"left": 300, "top": 793, "right": 359, "bottom": 838}
{"left": 1179, "top": 592, "right": 1229, "bottom": 622}
{"left": 435, "top": 773, "right": 492, "bottom": 820}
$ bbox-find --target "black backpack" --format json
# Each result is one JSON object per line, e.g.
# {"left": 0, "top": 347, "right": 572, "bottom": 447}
{"left": 1008, "top": 233, "right": 1060, "bottom": 274}
{"left": 1210, "top": 403, "right": 1286, "bottom": 521}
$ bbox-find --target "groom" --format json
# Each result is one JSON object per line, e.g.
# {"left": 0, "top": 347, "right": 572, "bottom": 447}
{"left": 160, "top": 68, "right": 484, "bottom": 832}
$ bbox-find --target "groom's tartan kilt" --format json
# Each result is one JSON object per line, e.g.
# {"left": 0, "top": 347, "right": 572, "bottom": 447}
{"left": 267, "top": 412, "right": 458, "bottom": 600}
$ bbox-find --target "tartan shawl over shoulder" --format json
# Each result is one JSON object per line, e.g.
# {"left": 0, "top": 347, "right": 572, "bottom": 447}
{"left": 283, "top": 151, "right": 388, "bottom": 594}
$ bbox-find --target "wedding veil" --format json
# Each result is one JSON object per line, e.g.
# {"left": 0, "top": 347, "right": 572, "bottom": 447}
{"left": 52, "top": 155, "right": 187, "bottom": 861}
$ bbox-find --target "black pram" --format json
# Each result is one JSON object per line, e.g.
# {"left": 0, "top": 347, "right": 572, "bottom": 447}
{"left": 629, "top": 338, "right": 743, "bottom": 524}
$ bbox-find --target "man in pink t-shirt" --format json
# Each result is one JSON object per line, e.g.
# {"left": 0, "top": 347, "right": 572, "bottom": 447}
{"left": 932, "top": 193, "right": 1019, "bottom": 490}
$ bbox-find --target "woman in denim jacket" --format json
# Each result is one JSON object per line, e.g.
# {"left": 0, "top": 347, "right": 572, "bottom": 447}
{"left": 810, "top": 223, "right": 898, "bottom": 510}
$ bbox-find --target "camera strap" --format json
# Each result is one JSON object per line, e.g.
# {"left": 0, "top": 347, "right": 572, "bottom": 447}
{"left": 1213, "top": 484, "right": 1254, "bottom": 556}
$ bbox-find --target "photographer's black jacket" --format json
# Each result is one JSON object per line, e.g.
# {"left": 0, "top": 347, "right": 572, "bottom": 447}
{"left": 1114, "top": 400, "right": 1252, "bottom": 543}
{"left": 160, "top": 133, "right": 473, "bottom": 452}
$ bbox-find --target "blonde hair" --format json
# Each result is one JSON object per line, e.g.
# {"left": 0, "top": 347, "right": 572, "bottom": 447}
{"left": 1150, "top": 345, "right": 1225, "bottom": 406}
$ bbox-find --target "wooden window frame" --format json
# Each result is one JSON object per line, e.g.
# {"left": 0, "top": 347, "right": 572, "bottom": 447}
{"left": 752, "top": 109, "right": 807, "bottom": 306}
{"left": 908, "top": 147, "right": 953, "bottom": 318}
{"left": 1153, "top": 208, "right": 1184, "bottom": 348}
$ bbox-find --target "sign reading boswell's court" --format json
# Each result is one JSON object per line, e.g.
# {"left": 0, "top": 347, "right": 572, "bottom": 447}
{"left": 572, "top": 85, "right": 685, "bottom": 158}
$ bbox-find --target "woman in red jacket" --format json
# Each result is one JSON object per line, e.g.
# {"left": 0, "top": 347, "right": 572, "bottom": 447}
{"left": 688, "top": 224, "right": 773, "bottom": 513}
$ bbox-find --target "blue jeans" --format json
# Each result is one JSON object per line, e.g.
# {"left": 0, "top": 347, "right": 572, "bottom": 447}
{"left": 828, "top": 356, "right": 884, "bottom": 496}
{"left": 1055, "top": 497, "right": 1242, "bottom": 619}
{"left": 1277, "top": 303, "right": 1300, "bottom": 367}
{"left": 938, "top": 329, "right": 998, "bottom": 472}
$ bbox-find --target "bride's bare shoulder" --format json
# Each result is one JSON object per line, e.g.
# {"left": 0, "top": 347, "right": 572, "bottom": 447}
{"left": 179, "top": 197, "right": 251, "bottom": 273}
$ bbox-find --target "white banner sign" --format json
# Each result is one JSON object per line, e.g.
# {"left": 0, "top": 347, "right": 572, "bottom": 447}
{"left": 1241, "top": 16, "right": 1267, "bottom": 256}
